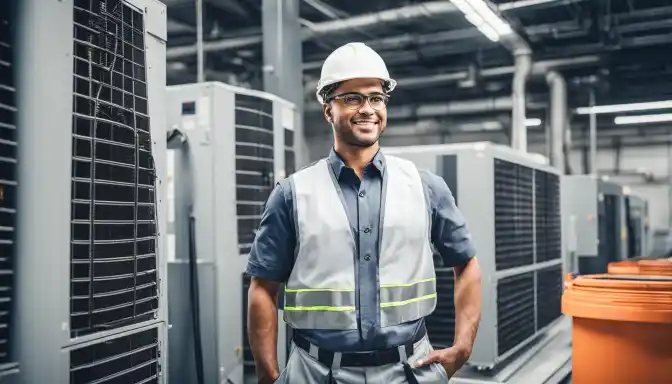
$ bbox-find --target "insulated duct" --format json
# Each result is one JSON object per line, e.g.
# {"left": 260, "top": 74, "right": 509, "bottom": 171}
{"left": 546, "top": 70, "right": 567, "bottom": 173}
{"left": 511, "top": 52, "right": 532, "bottom": 152}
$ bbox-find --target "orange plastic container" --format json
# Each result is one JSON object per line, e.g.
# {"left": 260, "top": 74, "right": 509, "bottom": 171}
{"left": 608, "top": 259, "right": 672, "bottom": 276}
{"left": 562, "top": 274, "right": 672, "bottom": 384}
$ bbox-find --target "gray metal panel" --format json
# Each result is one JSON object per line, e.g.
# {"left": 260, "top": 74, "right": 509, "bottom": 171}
{"left": 562, "top": 175, "right": 599, "bottom": 257}
{"left": 14, "top": 0, "right": 75, "bottom": 380}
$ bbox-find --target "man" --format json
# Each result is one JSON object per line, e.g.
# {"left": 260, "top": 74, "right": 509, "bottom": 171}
{"left": 246, "top": 42, "right": 482, "bottom": 383}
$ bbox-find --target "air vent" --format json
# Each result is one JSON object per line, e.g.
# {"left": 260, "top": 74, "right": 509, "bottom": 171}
{"left": 0, "top": 1, "right": 16, "bottom": 366}
{"left": 234, "top": 94, "right": 274, "bottom": 255}
{"left": 535, "top": 171, "right": 561, "bottom": 263}
{"left": 242, "top": 274, "right": 254, "bottom": 375}
{"left": 497, "top": 272, "right": 535, "bottom": 356}
{"left": 536, "top": 264, "right": 562, "bottom": 331}
{"left": 70, "top": 326, "right": 159, "bottom": 383}
{"left": 494, "top": 159, "right": 534, "bottom": 270}
{"left": 426, "top": 268, "right": 455, "bottom": 349}
{"left": 70, "top": 0, "right": 158, "bottom": 337}
{"left": 284, "top": 128, "right": 295, "bottom": 176}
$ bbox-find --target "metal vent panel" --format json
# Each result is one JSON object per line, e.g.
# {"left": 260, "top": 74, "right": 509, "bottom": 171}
{"left": 70, "top": 326, "right": 159, "bottom": 384}
{"left": 536, "top": 264, "right": 563, "bottom": 331}
{"left": 234, "top": 94, "right": 274, "bottom": 255}
{"left": 496, "top": 272, "right": 535, "bottom": 356}
{"left": 494, "top": 159, "right": 534, "bottom": 270}
{"left": 0, "top": 1, "right": 15, "bottom": 365}
{"left": 70, "top": 0, "right": 158, "bottom": 338}
{"left": 426, "top": 268, "right": 455, "bottom": 349}
{"left": 535, "top": 171, "right": 561, "bottom": 263}
{"left": 284, "top": 128, "right": 295, "bottom": 176}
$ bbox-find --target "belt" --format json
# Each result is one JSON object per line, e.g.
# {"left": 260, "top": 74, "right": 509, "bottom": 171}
{"left": 292, "top": 324, "right": 427, "bottom": 368}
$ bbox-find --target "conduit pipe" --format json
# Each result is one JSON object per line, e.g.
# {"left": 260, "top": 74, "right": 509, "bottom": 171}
{"left": 511, "top": 52, "right": 532, "bottom": 152}
{"left": 546, "top": 70, "right": 567, "bottom": 172}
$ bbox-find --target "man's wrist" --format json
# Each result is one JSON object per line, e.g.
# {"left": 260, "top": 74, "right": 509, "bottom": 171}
{"left": 452, "top": 342, "right": 473, "bottom": 362}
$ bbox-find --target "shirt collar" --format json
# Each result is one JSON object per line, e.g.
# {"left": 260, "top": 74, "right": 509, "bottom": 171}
{"left": 328, "top": 147, "right": 386, "bottom": 179}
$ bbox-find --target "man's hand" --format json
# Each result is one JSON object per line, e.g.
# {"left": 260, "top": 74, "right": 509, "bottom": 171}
{"left": 414, "top": 344, "right": 472, "bottom": 377}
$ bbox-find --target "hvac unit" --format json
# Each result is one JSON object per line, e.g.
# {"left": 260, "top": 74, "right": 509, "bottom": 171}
{"left": 14, "top": 0, "right": 168, "bottom": 382}
{"left": 0, "top": 0, "right": 19, "bottom": 378}
{"left": 383, "top": 142, "right": 565, "bottom": 369}
{"left": 562, "top": 175, "right": 627, "bottom": 274}
{"left": 165, "top": 81, "right": 297, "bottom": 384}
{"left": 624, "top": 193, "right": 648, "bottom": 259}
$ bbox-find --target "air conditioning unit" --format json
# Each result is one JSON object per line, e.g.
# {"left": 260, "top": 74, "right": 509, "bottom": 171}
{"left": 0, "top": 0, "right": 19, "bottom": 379}
{"left": 563, "top": 175, "right": 627, "bottom": 274}
{"left": 165, "top": 81, "right": 297, "bottom": 384}
{"left": 383, "top": 142, "right": 565, "bottom": 370}
{"left": 624, "top": 193, "right": 648, "bottom": 259}
{"left": 14, "top": 0, "right": 168, "bottom": 382}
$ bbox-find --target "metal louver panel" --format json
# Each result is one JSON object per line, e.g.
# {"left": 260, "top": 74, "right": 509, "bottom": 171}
{"left": 0, "top": 1, "right": 16, "bottom": 367}
{"left": 535, "top": 171, "right": 561, "bottom": 263}
{"left": 284, "top": 128, "right": 295, "bottom": 176}
{"left": 70, "top": 0, "right": 158, "bottom": 338}
{"left": 235, "top": 94, "right": 274, "bottom": 255}
{"left": 70, "top": 326, "right": 159, "bottom": 383}
{"left": 426, "top": 268, "right": 455, "bottom": 349}
{"left": 496, "top": 272, "right": 535, "bottom": 356}
{"left": 494, "top": 159, "right": 534, "bottom": 270}
{"left": 536, "top": 264, "right": 563, "bottom": 331}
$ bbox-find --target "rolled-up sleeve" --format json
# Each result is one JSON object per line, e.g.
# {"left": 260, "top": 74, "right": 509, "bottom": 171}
{"left": 244, "top": 180, "right": 296, "bottom": 282}
{"left": 421, "top": 170, "right": 476, "bottom": 267}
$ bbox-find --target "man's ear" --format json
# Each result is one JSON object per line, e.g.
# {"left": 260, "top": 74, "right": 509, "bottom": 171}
{"left": 322, "top": 103, "right": 333, "bottom": 124}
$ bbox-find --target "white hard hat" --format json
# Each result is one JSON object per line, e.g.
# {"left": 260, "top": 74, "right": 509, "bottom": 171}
{"left": 316, "top": 42, "right": 397, "bottom": 104}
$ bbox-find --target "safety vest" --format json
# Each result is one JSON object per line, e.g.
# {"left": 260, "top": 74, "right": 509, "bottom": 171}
{"left": 283, "top": 155, "right": 437, "bottom": 330}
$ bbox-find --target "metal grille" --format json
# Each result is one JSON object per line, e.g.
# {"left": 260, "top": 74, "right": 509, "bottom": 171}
{"left": 426, "top": 268, "right": 455, "bottom": 349}
{"left": 536, "top": 264, "right": 563, "bottom": 331}
{"left": 70, "top": 0, "right": 158, "bottom": 338}
{"left": 284, "top": 128, "right": 295, "bottom": 176}
{"left": 234, "top": 94, "right": 274, "bottom": 255}
{"left": 535, "top": 171, "right": 561, "bottom": 263}
{"left": 494, "top": 159, "right": 534, "bottom": 270}
{"left": 496, "top": 272, "right": 535, "bottom": 356}
{"left": 70, "top": 326, "right": 159, "bottom": 384}
{"left": 0, "top": 2, "right": 16, "bottom": 366}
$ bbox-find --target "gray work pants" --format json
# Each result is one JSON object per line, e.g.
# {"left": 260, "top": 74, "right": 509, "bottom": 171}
{"left": 274, "top": 335, "right": 450, "bottom": 383}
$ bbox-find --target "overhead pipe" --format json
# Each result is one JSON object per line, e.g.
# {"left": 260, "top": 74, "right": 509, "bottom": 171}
{"left": 501, "top": 29, "right": 533, "bottom": 152}
{"left": 546, "top": 70, "right": 567, "bottom": 173}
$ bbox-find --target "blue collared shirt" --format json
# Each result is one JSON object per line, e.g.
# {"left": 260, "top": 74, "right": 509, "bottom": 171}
{"left": 245, "top": 148, "right": 476, "bottom": 352}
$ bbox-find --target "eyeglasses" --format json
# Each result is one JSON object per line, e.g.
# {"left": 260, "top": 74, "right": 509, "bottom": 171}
{"left": 328, "top": 92, "right": 389, "bottom": 111}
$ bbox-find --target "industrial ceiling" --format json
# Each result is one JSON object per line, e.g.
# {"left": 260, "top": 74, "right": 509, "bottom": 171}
{"left": 164, "top": 0, "right": 672, "bottom": 149}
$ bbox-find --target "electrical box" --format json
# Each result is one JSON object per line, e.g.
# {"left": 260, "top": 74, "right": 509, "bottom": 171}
{"left": 13, "top": 0, "right": 168, "bottom": 382}
{"left": 165, "top": 81, "right": 297, "bottom": 384}
{"left": 383, "top": 142, "right": 565, "bottom": 370}
{"left": 563, "top": 175, "right": 627, "bottom": 274}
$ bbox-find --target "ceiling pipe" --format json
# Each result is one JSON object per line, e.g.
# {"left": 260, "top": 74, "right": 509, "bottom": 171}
{"left": 546, "top": 70, "right": 567, "bottom": 173}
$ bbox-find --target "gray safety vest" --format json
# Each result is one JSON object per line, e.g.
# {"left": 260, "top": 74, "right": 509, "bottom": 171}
{"left": 283, "top": 155, "right": 437, "bottom": 330}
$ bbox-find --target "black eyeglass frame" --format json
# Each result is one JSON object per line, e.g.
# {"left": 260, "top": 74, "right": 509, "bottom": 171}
{"left": 326, "top": 92, "right": 390, "bottom": 110}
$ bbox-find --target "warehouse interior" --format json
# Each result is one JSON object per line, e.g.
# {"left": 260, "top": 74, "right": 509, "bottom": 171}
{"left": 2, "top": 0, "right": 672, "bottom": 383}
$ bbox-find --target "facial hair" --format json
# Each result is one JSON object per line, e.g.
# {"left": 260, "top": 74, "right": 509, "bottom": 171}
{"left": 334, "top": 114, "right": 384, "bottom": 148}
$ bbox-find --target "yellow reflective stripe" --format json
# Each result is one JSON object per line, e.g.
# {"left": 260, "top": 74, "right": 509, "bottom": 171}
{"left": 284, "top": 305, "right": 356, "bottom": 311}
{"left": 380, "top": 293, "right": 437, "bottom": 308}
{"left": 380, "top": 277, "right": 436, "bottom": 288}
{"left": 284, "top": 288, "right": 354, "bottom": 293}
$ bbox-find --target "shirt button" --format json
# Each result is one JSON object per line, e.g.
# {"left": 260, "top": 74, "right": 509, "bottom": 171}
{"left": 363, "top": 227, "right": 370, "bottom": 234}
{"left": 359, "top": 191, "right": 365, "bottom": 197}
{"left": 364, "top": 255, "right": 371, "bottom": 261}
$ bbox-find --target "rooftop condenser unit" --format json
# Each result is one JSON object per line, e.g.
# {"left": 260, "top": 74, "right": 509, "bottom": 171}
{"left": 383, "top": 142, "right": 565, "bottom": 370}
{"left": 563, "top": 175, "right": 627, "bottom": 274}
{"left": 165, "top": 81, "right": 297, "bottom": 384}
{"left": 14, "top": 0, "right": 168, "bottom": 382}
{"left": 0, "top": 0, "right": 19, "bottom": 378}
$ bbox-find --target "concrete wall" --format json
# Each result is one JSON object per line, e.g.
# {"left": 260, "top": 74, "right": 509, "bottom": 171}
{"left": 305, "top": 130, "right": 672, "bottom": 231}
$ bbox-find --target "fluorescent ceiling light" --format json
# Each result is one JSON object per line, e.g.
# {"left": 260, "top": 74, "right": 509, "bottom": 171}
{"left": 614, "top": 113, "right": 672, "bottom": 125}
{"left": 576, "top": 100, "right": 672, "bottom": 115}
{"left": 525, "top": 118, "right": 542, "bottom": 126}
{"left": 451, "top": 0, "right": 513, "bottom": 42}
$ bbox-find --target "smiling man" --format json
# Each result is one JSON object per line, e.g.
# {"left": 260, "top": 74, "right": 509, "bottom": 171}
{"left": 246, "top": 42, "right": 482, "bottom": 384}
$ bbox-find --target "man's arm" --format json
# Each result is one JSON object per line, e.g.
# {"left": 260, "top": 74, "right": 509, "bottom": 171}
{"left": 245, "top": 182, "right": 296, "bottom": 383}
{"left": 414, "top": 171, "right": 482, "bottom": 374}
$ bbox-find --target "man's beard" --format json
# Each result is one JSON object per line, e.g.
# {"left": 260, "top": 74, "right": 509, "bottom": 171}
{"left": 335, "top": 123, "right": 383, "bottom": 148}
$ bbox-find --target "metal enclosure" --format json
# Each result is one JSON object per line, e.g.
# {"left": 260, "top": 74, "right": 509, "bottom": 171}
{"left": 562, "top": 175, "right": 627, "bottom": 274}
{"left": 13, "top": 0, "right": 168, "bottom": 382}
{"left": 624, "top": 193, "right": 649, "bottom": 258}
{"left": 165, "top": 82, "right": 297, "bottom": 384}
{"left": 383, "top": 142, "right": 565, "bottom": 369}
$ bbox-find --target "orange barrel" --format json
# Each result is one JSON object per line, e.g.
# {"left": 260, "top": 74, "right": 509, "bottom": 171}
{"left": 608, "top": 259, "right": 672, "bottom": 276}
{"left": 562, "top": 274, "right": 672, "bottom": 384}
